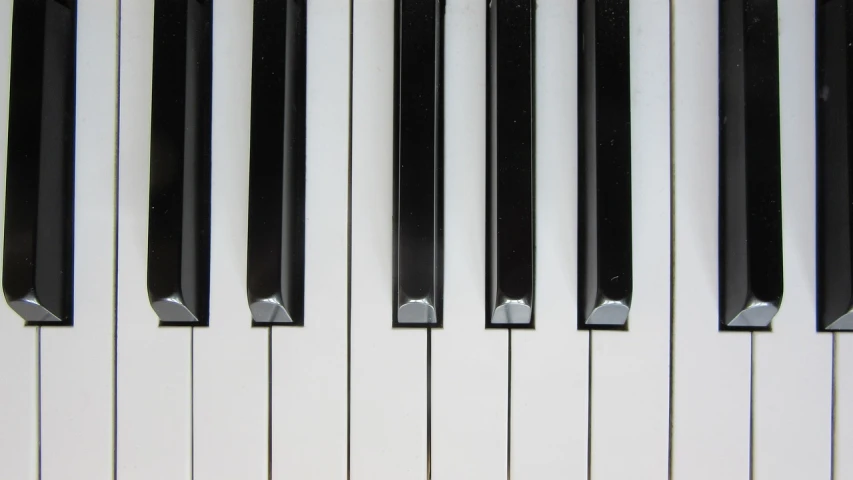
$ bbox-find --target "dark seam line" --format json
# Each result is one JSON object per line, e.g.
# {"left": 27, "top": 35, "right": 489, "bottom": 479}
{"left": 586, "top": 332, "right": 592, "bottom": 480}
{"left": 748, "top": 333, "right": 754, "bottom": 480}
{"left": 506, "top": 331, "right": 512, "bottom": 480}
{"left": 346, "top": 0, "right": 354, "bottom": 476}
{"left": 667, "top": 0, "right": 675, "bottom": 477}
{"left": 267, "top": 328, "right": 272, "bottom": 480}
{"left": 426, "top": 328, "right": 432, "bottom": 480}
{"left": 830, "top": 334, "right": 837, "bottom": 480}
{"left": 112, "top": 0, "right": 122, "bottom": 477}
{"left": 190, "top": 327, "right": 194, "bottom": 480}
{"left": 37, "top": 326, "right": 41, "bottom": 480}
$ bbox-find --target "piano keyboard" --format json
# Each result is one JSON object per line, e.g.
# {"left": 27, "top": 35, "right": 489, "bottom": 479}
{"left": 0, "top": 0, "right": 850, "bottom": 479}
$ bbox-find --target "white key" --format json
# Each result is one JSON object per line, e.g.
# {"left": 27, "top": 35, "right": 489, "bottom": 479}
{"left": 671, "top": 1, "right": 751, "bottom": 478}
{"left": 350, "top": 0, "right": 427, "bottom": 477}
{"left": 40, "top": 0, "right": 118, "bottom": 477}
{"left": 589, "top": 0, "right": 671, "bottom": 478}
{"left": 0, "top": 2, "right": 38, "bottom": 478}
{"left": 115, "top": 0, "right": 192, "bottom": 477}
{"left": 193, "top": 2, "right": 269, "bottom": 478}
{"left": 270, "top": 0, "right": 349, "bottom": 477}
{"left": 836, "top": 335, "right": 853, "bottom": 478}
{"left": 430, "top": 0, "right": 507, "bottom": 478}
{"left": 510, "top": 1, "right": 589, "bottom": 477}
{"left": 751, "top": 2, "right": 833, "bottom": 478}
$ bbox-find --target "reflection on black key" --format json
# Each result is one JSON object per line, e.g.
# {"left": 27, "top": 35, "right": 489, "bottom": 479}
{"left": 247, "top": 0, "right": 307, "bottom": 326}
{"left": 486, "top": 0, "right": 534, "bottom": 328}
{"left": 578, "top": 0, "right": 632, "bottom": 330}
{"left": 3, "top": 0, "right": 76, "bottom": 326}
{"left": 817, "top": 0, "right": 853, "bottom": 331}
{"left": 393, "top": 0, "right": 444, "bottom": 328}
{"left": 719, "top": 0, "right": 783, "bottom": 330}
{"left": 148, "top": 0, "right": 212, "bottom": 326}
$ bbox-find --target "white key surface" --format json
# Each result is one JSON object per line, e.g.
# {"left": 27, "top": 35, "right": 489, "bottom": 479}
{"left": 0, "top": 2, "right": 38, "bottom": 478}
{"left": 510, "top": 1, "right": 589, "bottom": 477}
{"left": 430, "top": 1, "right": 508, "bottom": 478}
{"left": 837, "top": 335, "right": 853, "bottom": 479}
{"left": 589, "top": 0, "right": 671, "bottom": 478}
{"left": 193, "top": 2, "right": 269, "bottom": 478}
{"left": 671, "top": 0, "right": 752, "bottom": 478}
{"left": 751, "top": 2, "right": 833, "bottom": 478}
{"left": 40, "top": 0, "right": 118, "bottom": 477}
{"left": 270, "top": 0, "right": 350, "bottom": 478}
{"left": 116, "top": 0, "right": 192, "bottom": 477}
{"left": 350, "top": 0, "right": 427, "bottom": 477}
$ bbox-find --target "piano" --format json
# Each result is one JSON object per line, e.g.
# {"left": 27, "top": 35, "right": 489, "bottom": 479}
{"left": 0, "top": 0, "right": 849, "bottom": 479}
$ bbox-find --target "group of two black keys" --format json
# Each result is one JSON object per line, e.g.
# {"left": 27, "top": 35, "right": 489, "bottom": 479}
{"left": 3, "top": 0, "right": 853, "bottom": 333}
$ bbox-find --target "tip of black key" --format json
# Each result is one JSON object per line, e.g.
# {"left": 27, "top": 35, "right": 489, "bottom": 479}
{"left": 250, "top": 298, "right": 301, "bottom": 326}
{"left": 6, "top": 295, "right": 70, "bottom": 326}
{"left": 580, "top": 297, "right": 630, "bottom": 330}
{"left": 488, "top": 297, "right": 533, "bottom": 328}
{"left": 151, "top": 296, "right": 206, "bottom": 327}
{"left": 822, "top": 311, "right": 853, "bottom": 332}
{"left": 394, "top": 299, "right": 439, "bottom": 328}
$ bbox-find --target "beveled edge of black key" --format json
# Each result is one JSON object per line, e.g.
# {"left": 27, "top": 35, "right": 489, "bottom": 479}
{"left": 578, "top": 298, "right": 630, "bottom": 331}
{"left": 486, "top": 294, "right": 534, "bottom": 329}
{"left": 395, "top": 298, "right": 440, "bottom": 328}
{"left": 151, "top": 295, "right": 206, "bottom": 327}
{"left": 250, "top": 297, "right": 302, "bottom": 327}
{"left": 821, "top": 311, "right": 853, "bottom": 331}
{"left": 7, "top": 295, "right": 72, "bottom": 327}
{"left": 484, "top": 0, "right": 537, "bottom": 330}
{"left": 719, "top": 297, "right": 777, "bottom": 331}
{"left": 391, "top": 0, "right": 446, "bottom": 329}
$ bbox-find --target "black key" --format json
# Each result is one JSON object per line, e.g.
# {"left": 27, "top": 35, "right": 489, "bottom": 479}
{"left": 817, "top": 0, "right": 853, "bottom": 331}
{"left": 148, "top": 0, "right": 212, "bottom": 326}
{"left": 578, "top": 0, "right": 632, "bottom": 330}
{"left": 486, "top": 0, "right": 534, "bottom": 328}
{"left": 247, "top": 0, "right": 307, "bottom": 325}
{"left": 393, "top": 0, "right": 444, "bottom": 327}
{"left": 3, "top": 0, "right": 76, "bottom": 326}
{"left": 719, "top": 0, "right": 783, "bottom": 330}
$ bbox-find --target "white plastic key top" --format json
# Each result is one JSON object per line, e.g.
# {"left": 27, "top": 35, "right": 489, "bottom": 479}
{"left": 430, "top": 0, "right": 508, "bottom": 477}
{"left": 0, "top": 2, "right": 38, "bottom": 477}
{"left": 116, "top": 0, "right": 192, "bottom": 477}
{"left": 510, "top": 0, "right": 589, "bottom": 477}
{"left": 270, "top": 0, "right": 350, "bottom": 477}
{"left": 350, "top": 0, "right": 427, "bottom": 477}
{"left": 671, "top": 1, "right": 751, "bottom": 478}
{"left": 193, "top": 2, "right": 269, "bottom": 478}
{"left": 39, "top": 0, "right": 119, "bottom": 477}
{"left": 751, "top": 1, "right": 833, "bottom": 478}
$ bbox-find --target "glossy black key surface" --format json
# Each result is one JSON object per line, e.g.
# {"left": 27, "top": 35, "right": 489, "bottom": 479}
{"left": 719, "top": 0, "right": 783, "bottom": 330}
{"left": 393, "top": 0, "right": 444, "bottom": 327}
{"left": 148, "top": 0, "right": 212, "bottom": 326}
{"left": 486, "top": 0, "right": 534, "bottom": 328}
{"left": 578, "top": 0, "right": 632, "bottom": 330}
{"left": 247, "top": 0, "right": 307, "bottom": 325}
{"left": 817, "top": 0, "right": 853, "bottom": 331}
{"left": 3, "top": 0, "right": 76, "bottom": 326}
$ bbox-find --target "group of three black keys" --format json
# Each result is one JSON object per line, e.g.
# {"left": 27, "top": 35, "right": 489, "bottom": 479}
{"left": 3, "top": 0, "right": 852, "bottom": 333}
